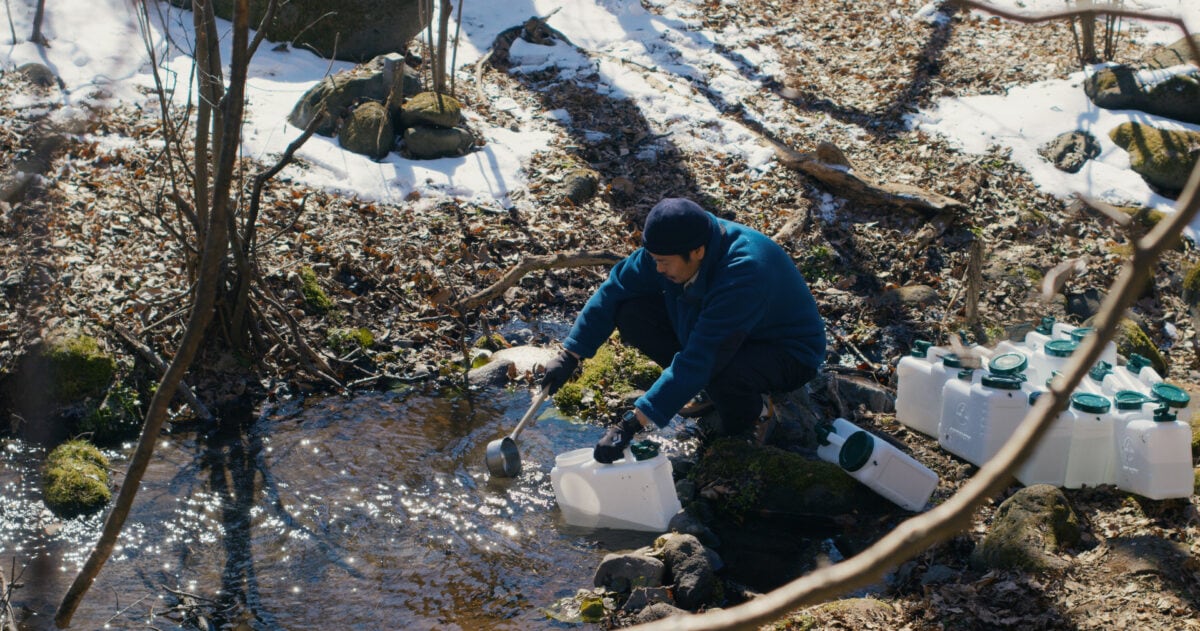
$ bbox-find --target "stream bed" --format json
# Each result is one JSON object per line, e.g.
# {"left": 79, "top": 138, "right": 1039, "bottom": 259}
{"left": 2, "top": 389, "right": 696, "bottom": 630}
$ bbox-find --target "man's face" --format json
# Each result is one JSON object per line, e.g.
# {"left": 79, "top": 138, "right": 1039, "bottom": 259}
{"left": 650, "top": 246, "right": 705, "bottom": 284}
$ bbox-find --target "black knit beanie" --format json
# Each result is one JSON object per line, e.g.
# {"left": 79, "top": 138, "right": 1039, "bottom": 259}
{"left": 642, "top": 198, "right": 713, "bottom": 256}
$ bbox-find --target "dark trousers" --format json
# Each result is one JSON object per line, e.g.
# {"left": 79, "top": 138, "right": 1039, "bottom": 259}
{"left": 615, "top": 295, "right": 817, "bottom": 435}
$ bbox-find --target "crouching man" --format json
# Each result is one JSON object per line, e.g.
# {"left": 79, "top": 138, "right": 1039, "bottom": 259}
{"left": 541, "top": 197, "right": 826, "bottom": 462}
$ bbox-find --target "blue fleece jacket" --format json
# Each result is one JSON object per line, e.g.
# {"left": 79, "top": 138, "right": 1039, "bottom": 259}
{"left": 562, "top": 216, "right": 826, "bottom": 427}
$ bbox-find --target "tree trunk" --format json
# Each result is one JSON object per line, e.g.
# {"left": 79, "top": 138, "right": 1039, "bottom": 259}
{"left": 29, "top": 0, "right": 46, "bottom": 45}
{"left": 53, "top": 1, "right": 252, "bottom": 626}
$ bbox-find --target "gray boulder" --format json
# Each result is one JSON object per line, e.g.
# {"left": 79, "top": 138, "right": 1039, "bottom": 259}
{"left": 289, "top": 54, "right": 420, "bottom": 137}
{"left": 403, "top": 126, "right": 476, "bottom": 160}
{"left": 1108, "top": 121, "right": 1200, "bottom": 193}
{"left": 466, "top": 357, "right": 514, "bottom": 388}
{"left": 338, "top": 101, "right": 394, "bottom": 159}
{"left": 171, "top": 0, "right": 428, "bottom": 62}
{"left": 656, "top": 533, "right": 720, "bottom": 610}
{"left": 1038, "top": 131, "right": 1101, "bottom": 174}
{"left": 970, "top": 484, "right": 1081, "bottom": 572}
{"left": 561, "top": 168, "right": 600, "bottom": 204}
{"left": 17, "top": 62, "right": 58, "bottom": 88}
{"left": 593, "top": 553, "right": 665, "bottom": 593}
{"left": 1141, "top": 34, "right": 1200, "bottom": 70}
{"left": 633, "top": 602, "right": 688, "bottom": 624}
{"left": 1084, "top": 39, "right": 1200, "bottom": 125}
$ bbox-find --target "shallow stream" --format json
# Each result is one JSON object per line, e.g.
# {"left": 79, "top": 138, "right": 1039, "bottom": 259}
{"left": 2, "top": 389, "right": 692, "bottom": 629}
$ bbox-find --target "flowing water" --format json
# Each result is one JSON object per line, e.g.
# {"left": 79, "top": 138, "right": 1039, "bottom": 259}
{"left": 1, "top": 389, "right": 691, "bottom": 630}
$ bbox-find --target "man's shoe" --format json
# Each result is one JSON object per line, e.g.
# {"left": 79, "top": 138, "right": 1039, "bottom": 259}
{"left": 678, "top": 392, "right": 715, "bottom": 418}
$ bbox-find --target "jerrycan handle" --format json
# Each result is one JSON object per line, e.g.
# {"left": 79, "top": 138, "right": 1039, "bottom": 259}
{"left": 815, "top": 422, "right": 834, "bottom": 445}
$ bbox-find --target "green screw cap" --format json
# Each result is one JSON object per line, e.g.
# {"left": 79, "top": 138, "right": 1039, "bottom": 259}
{"left": 1114, "top": 390, "right": 1151, "bottom": 410}
{"left": 982, "top": 374, "right": 1024, "bottom": 390}
{"left": 1151, "top": 382, "right": 1190, "bottom": 409}
{"left": 1153, "top": 405, "right": 1178, "bottom": 423}
{"left": 1089, "top": 361, "right": 1112, "bottom": 382}
{"left": 911, "top": 340, "right": 932, "bottom": 358}
{"left": 1044, "top": 339, "right": 1078, "bottom": 358}
{"left": 1068, "top": 326, "right": 1095, "bottom": 343}
{"left": 989, "top": 352, "right": 1028, "bottom": 375}
{"left": 941, "top": 353, "right": 962, "bottom": 368}
{"left": 1070, "top": 392, "right": 1111, "bottom": 414}
{"left": 838, "top": 430, "right": 875, "bottom": 472}
{"left": 1127, "top": 353, "right": 1150, "bottom": 373}
{"left": 1035, "top": 316, "right": 1056, "bottom": 335}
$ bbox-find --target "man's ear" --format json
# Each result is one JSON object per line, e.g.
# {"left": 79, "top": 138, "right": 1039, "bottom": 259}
{"left": 691, "top": 245, "right": 706, "bottom": 261}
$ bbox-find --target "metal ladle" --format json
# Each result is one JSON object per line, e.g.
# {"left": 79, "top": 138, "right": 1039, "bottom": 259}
{"left": 485, "top": 388, "right": 549, "bottom": 478}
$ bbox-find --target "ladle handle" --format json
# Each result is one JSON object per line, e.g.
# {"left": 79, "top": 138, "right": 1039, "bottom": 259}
{"left": 508, "top": 388, "right": 549, "bottom": 441}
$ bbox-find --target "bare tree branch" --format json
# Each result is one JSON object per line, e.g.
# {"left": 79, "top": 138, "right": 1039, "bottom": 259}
{"left": 54, "top": 1, "right": 252, "bottom": 625}
{"left": 453, "top": 250, "right": 623, "bottom": 311}
{"left": 627, "top": 2, "right": 1200, "bottom": 628}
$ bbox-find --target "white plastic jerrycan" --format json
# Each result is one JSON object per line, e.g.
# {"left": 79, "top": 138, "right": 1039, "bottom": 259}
{"left": 1149, "top": 381, "right": 1192, "bottom": 424}
{"left": 895, "top": 340, "right": 958, "bottom": 437}
{"left": 550, "top": 446, "right": 681, "bottom": 532}
{"left": 1062, "top": 393, "right": 1116, "bottom": 488}
{"left": 1112, "top": 398, "right": 1195, "bottom": 500}
{"left": 939, "top": 372, "right": 1037, "bottom": 468}
{"left": 1023, "top": 316, "right": 1057, "bottom": 352}
{"left": 816, "top": 417, "right": 861, "bottom": 464}
{"left": 1026, "top": 338, "right": 1078, "bottom": 388}
{"left": 1014, "top": 392, "right": 1086, "bottom": 488}
{"left": 836, "top": 429, "right": 939, "bottom": 512}
{"left": 1065, "top": 326, "right": 1118, "bottom": 367}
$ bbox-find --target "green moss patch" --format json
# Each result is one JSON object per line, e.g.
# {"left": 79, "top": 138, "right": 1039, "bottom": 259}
{"left": 300, "top": 266, "right": 334, "bottom": 313}
{"left": 77, "top": 380, "right": 143, "bottom": 444}
{"left": 1108, "top": 122, "right": 1200, "bottom": 192}
{"left": 970, "top": 484, "right": 1080, "bottom": 573}
{"left": 691, "top": 439, "right": 882, "bottom": 518}
{"left": 31, "top": 332, "right": 116, "bottom": 403}
{"left": 43, "top": 439, "right": 111, "bottom": 518}
{"left": 328, "top": 327, "right": 375, "bottom": 355}
{"left": 553, "top": 337, "right": 661, "bottom": 419}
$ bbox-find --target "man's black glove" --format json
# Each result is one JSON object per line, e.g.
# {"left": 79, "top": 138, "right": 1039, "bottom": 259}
{"left": 594, "top": 410, "right": 645, "bottom": 464}
{"left": 541, "top": 350, "right": 580, "bottom": 395}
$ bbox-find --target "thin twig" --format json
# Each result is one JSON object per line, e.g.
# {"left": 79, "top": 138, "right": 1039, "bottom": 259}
{"left": 113, "top": 324, "right": 213, "bottom": 423}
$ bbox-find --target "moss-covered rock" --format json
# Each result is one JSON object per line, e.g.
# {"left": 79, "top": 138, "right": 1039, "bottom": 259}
{"left": 970, "top": 484, "right": 1080, "bottom": 572}
{"left": 338, "top": 101, "right": 394, "bottom": 159}
{"left": 473, "top": 333, "right": 509, "bottom": 352}
{"left": 43, "top": 439, "right": 111, "bottom": 518}
{"left": 299, "top": 266, "right": 334, "bottom": 313}
{"left": 403, "top": 125, "right": 476, "bottom": 159}
{"left": 1185, "top": 260, "right": 1200, "bottom": 305}
{"left": 400, "top": 92, "right": 464, "bottom": 129}
{"left": 553, "top": 338, "right": 661, "bottom": 419}
{"left": 691, "top": 439, "right": 886, "bottom": 518}
{"left": 1108, "top": 122, "right": 1200, "bottom": 193}
{"left": 28, "top": 331, "right": 116, "bottom": 403}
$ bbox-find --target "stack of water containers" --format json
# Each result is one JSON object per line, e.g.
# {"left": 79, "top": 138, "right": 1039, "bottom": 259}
{"left": 895, "top": 317, "right": 1195, "bottom": 499}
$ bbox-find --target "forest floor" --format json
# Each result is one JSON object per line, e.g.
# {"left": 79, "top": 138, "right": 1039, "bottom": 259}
{"left": 2, "top": 0, "right": 1200, "bottom": 629}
